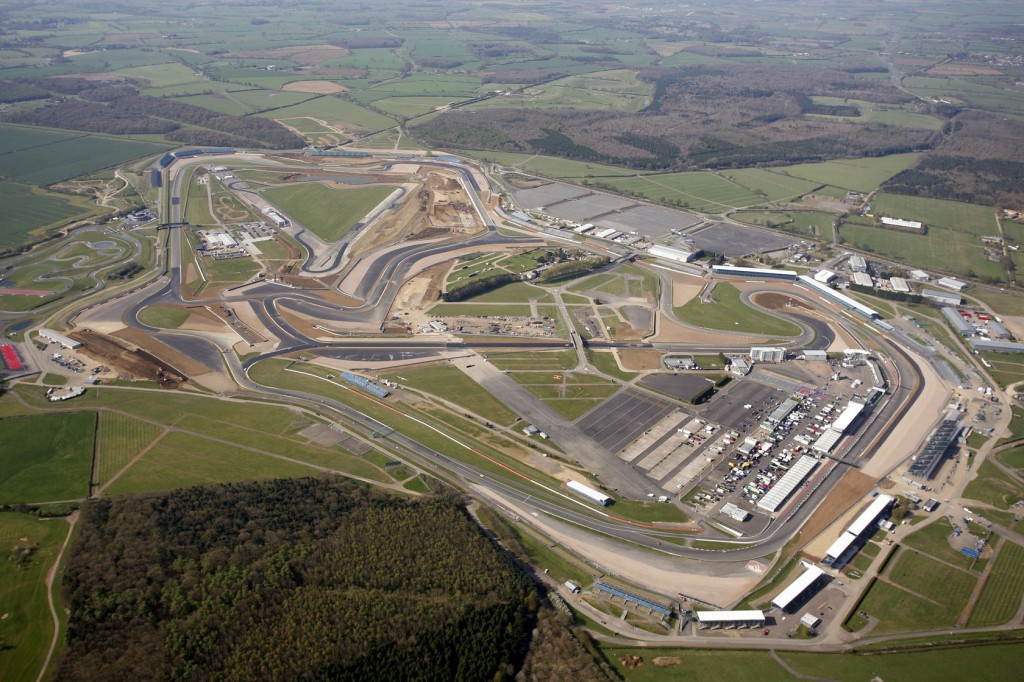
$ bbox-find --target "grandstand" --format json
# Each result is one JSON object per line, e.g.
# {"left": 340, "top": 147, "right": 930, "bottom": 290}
{"left": 821, "top": 494, "right": 895, "bottom": 568}
{"left": 305, "top": 150, "right": 372, "bottom": 157}
{"left": 1, "top": 344, "right": 24, "bottom": 371}
{"left": 772, "top": 564, "right": 826, "bottom": 612}
{"left": 339, "top": 371, "right": 390, "bottom": 398}
{"left": 695, "top": 610, "right": 765, "bottom": 629}
{"left": 908, "top": 410, "right": 961, "bottom": 479}
{"left": 159, "top": 147, "right": 237, "bottom": 168}
{"left": 711, "top": 265, "right": 797, "bottom": 281}
{"left": 757, "top": 455, "right": 818, "bottom": 512}
{"left": 594, "top": 582, "right": 672, "bottom": 619}
{"left": 798, "top": 276, "right": 879, "bottom": 319}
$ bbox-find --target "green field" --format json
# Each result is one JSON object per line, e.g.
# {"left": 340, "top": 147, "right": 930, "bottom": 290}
{"left": 380, "top": 364, "right": 519, "bottom": 426}
{"left": 719, "top": 168, "right": 821, "bottom": 202}
{"left": 808, "top": 97, "right": 944, "bottom": 129}
{"left": 0, "top": 412, "right": 95, "bottom": 504}
{"left": 0, "top": 513, "right": 69, "bottom": 682}
{"left": 263, "top": 183, "right": 396, "bottom": 242}
{"left": 963, "top": 459, "right": 1024, "bottom": 510}
{"left": 887, "top": 549, "right": 977, "bottom": 615}
{"left": 429, "top": 303, "right": 534, "bottom": 317}
{"left": 999, "top": 446, "right": 1024, "bottom": 473}
{"left": 968, "top": 541, "right": 1024, "bottom": 627}
{"left": 455, "top": 150, "right": 650, "bottom": 179}
{"left": 600, "top": 172, "right": 765, "bottom": 213}
{"left": 731, "top": 209, "right": 837, "bottom": 241}
{"left": 779, "top": 643, "right": 1024, "bottom": 682}
{"left": 0, "top": 182, "right": 96, "bottom": 246}
{"left": 674, "top": 282, "right": 801, "bottom": 336}
{"left": 136, "top": 304, "right": 190, "bottom": 329}
{"left": 486, "top": 349, "right": 579, "bottom": 371}
{"left": 459, "top": 282, "right": 552, "bottom": 303}
{"left": 0, "top": 124, "right": 169, "bottom": 185}
{"left": 466, "top": 69, "right": 652, "bottom": 113}
{"left": 96, "top": 412, "right": 165, "bottom": 487}
{"left": 766, "top": 153, "right": 921, "bottom": 193}
{"left": 903, "top": 517, "right": 981, "bottom": 570}
{"left": 980, "top": 351, "right": 1024, "bottom": 390}
{"left": 258, "top": 96, "right": 397, "bottom": 132}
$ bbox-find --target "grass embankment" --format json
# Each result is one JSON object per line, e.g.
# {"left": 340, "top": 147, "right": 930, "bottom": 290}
{"left": 263, "top": 183, "right": 397, "bottom": 242}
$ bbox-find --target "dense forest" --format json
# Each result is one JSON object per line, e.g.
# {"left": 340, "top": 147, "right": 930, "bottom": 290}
{"left": 57, "top": 477, "right": 539, "bottom": 681}
{"left": 8, "top": 78, "right": 303, "bottom": 149}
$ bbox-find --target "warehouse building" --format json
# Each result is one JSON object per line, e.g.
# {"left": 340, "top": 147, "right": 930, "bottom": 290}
{"left": 719, "top": 502, "right": 750, "bottom": 523}
{"left": 38, "top": 329, "right": 81, "bottom": 350}
{"left": 814, "top": 269, "right": 837, "bottom": 283}
{"left": 970, "top": 338, "right": 1024, "bottom": 354}
{"left": 922, "top": 289, "right": 961, "bottom": 306}
{"left": 711, "top": 265, "right": 798, "bottom": 280}
{"left": 986, "top": 320, "right": 1012, "bottom": 339}
{"left": 938, "top": 277, "right": 968, "bottom": 291}
{"left": 802, "top": 350, "right": 828, "bottom": 361}
{"left": 941, "top": 307, "right": 974, "bottom": 337}
{"left": 879, "top": 216, "right": 924, "bottom": 231}
{"left": 695, "top": 610, "right": 765, "bottom": 629}
{"left": 890, "top": 277, "right": 911, "bottom": 293}
{"left": 772, "top": 564, "right": 826, "bottom": 612}
{"left": 851, "top": 271, "right": 874, "bottom": 287}
{"left": 909, "top": 269, "right": 930, "bottom": 281}
{"left": 649, "top": 244, "right": 699, "bottom": 263}
{"left": 848, "top": 255, "right": 868, "bottom": 272}
{"left": 729, "top": 357, "right": 751, "bottom": 376}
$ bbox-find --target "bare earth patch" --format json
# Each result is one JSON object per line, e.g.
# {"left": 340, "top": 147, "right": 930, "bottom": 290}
{"left": 927, "top": 63, "right": 1002, "bottom": 76}
{"left": 799, "top": 469, "right": 876, "bottom": 559}
{"left": 281, "top": 80, "right": 347, "bottom": 94}
{"left": 616, "top": 349, "right": 664, "bottom": 371}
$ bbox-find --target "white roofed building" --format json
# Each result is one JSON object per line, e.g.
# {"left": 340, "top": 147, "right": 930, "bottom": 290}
{"left": 772, "top": 565, "right": 826, "bottom": 612}
{"left": 890, "top": 277, "right": 911, "bottom": 293}
{"left": 938, "top": 277, "right": 967, "bottom": 291}
{"left": 750, "top": 347, "right": 786, "bottom": 363}
{"left": 852, "top": 272, "right": 873, "bottom": 287}
{"left": 649, "top": 244, "right": 699, "bottom": 263}
{"left": 814, "top": 269, "right": 837, "bottom": 283}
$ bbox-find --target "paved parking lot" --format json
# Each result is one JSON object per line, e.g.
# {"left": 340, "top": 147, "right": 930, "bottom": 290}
{"left": 640, "top": 374, "right": 714, "bottom": 402}
{"left": 512, "top": 183, "right": 591, "bottom": 209}
{"left": 552, "top": 194, "right": 637, "bottom": 222}
{"left": 687, "top": 222, "right": 800, "bottom": 257}
{"left": 597, "top": 204, "right": 700, "bottom": 237}
{"left": 697, "top": 379, "right": 787, "bottom": 430}
{"left": 577, "top": 389, "right": 676, "bottom": 452}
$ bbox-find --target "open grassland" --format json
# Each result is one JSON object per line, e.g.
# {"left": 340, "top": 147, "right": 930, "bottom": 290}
{"left": 888, "top": 549, "right": 976, "bottom": 613}
{"left": 979, "top": 351, "right": 1024, "bottom": 390}
{"left": 263, "top": 183, "right": 396, "bottom": 242}
{"left": 731, "top": 209, "right": 837, "bottom": 241}
{"left": 766, "top": 153, "right": 921, "bottom": 193}
{"left": 96, "top": 412, "right": 165, "bottom": 487}
{"left": 718, "top": 168, "right": 821, "bottom": 202}
{"left": 257, "top": 96, "right": 396, "bottom": 132}
{"left": 0, "top": 513, "right": 69, "bottom": 682}
{"left": 808, "top": 97, "right": 943, "bottom": 129}
{"left": 0, "top": 182, "right": 97, "bottom": 246}
{"left": 104, "top": 430, "right": 318, "bottom": 496}
{"left": 856, "top": 575, "right": 965, "bottom": 634}
{"left": 201, "top": 253, "right": 262, "bottom": 289}
{"left": 486, "top": 349, "right": 579, "bottom": 372}
{"left": 429, "top": 303, "right": 533, "bottom": 317}
{"left": 460, "top": 282, "right": 552, "bottom": 303}
{"left": 0, "top": 412, "right": 95, "bottom": 504}
{"left": 903, "top": 517, "right": 980, "bottom": 571}
{"left": 963, "top": 459, "right": 1024, "bottom": 509}
{"left": 0, "top": 124, "right": 168, "bottom": 185}
{"left": 999, "top": 446, "right": 1024, "bottom": 473}
{"left": 674, "top": 282, "right": 801, "bottom": 337}
{"left": 968, "top": 288, "right": 1024, "bottom": 317}
{"left": 380, "top": 364, "right": 519, "bottom": 426}
{"left": 779, "top": 643, "right": 1024, "bottom": 682}
{"left": 467, "top": 69, "right": 651, "bottom": 113}
{"left": 510, "top": 370, "right": 621, "bottom": 420}
{"left": 600, "top": 172, "right": 764, "bottom": 213}
{"left": 968, "top": 541, "right": 1024, "bottom": 627}
{"left": 373, "top": 96, "right": 455, "bottom": 118}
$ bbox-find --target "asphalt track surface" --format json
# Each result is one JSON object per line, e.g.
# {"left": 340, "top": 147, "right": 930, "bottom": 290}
{"left": 113, "top": 152, "right": 930, "bottom": 563}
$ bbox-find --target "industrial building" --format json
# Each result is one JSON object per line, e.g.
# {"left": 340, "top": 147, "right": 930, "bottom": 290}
{"left": 719, "top": 502, "right": 750, "bottom": 523}
{"left": 695, "top": 610, "right": 765, "bottom": 629}
{"left": 848, "top": 255, "right": 868, "bottom": 272}
{"left": 757, "top": 455, "right": 818, "bottom": 512}
{"left": 711, "top": 265, "right": 798, "bottom": 281}
{"left": 970, "top": 338, "right": 1024, "bottom": 353}
{"left": 665, "top": 357, "right": 698, "bottom": 370}
{"left": 649, "top": 244, "right": 699, "bottom": 263}
{"left": 729, "top": 357, "right": 751, "bottom": 376}
{"left": 821, "top": 494, "right": 895, "bottom": 568}
{"left": 814, "top": 269, "right": 837, "bottom": 283}
{"left": 813, "top": 401, "right": 866, "bottom": 454}
{"left": 851, "top": 271, "right": 874, "bottom": 287}
{"left": 907, "top": 410, "right": 961, "bottom": 479}
{"left": 38, "top": 329, "right": 81, "bottom": 350}
{"left": 922, "top": 289, "right": 961, "bottom": 306}
{"left": 751, "top": 347, "right": 786, "bottom": 363}
{"left": 941, "top": 307, "right": 974, "bottom": 337}
{"left": 798, "top": 276, "right": 880, "bottom": 319}
{"left": 986, "top": 320, "right": 1012, "bottom": 339}
{"left": 890, "top": 277, "right": 911, "bottom": 293}
{"left": 803, "top": 350, "right": 828, "bottom": 361}
{"left": 909, "top": 269, "right": 930, "bottom": 281}
{"left": 879, "top": 216, "right": 924, "bottom": 231}
{"left": 772, "top": 564, "right": 826, "bottom": 612}
{"left": 766, "top": 398, "right": 799, "bottom": 425}
{"left": 938, "top": 277, "right": 967, "bottom": 291}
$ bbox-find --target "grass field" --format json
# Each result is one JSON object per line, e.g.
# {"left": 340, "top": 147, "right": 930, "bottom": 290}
{"left": 467, "top": 69, "right": 651, "bottom": 113}
{"left": 136, "top": 304, "right": 190, "bottom": 329}
{"left": 0, "top": 513, "right": 69, "bottom": 682}
{"left": 780, "top": 643, "right": 1024, "bottom": 682}
{"left": 380, "top": 364, "right": 519, "bottom": 426}
{"left": 888, "top": 549, "right": 977, "bottom": 613}
{"left": 719, "top": 168, "right": 821, "bottom": 202}
{"left": 998, "top": 447, "right": 1024, "bottom": 475}
{"left": 258, "top": 96, "right": 396, "bottom": 132}
{"left": 454, "top": 149, "right": 650, "bottom": 179}
{"left": 459, "top": 282, "right": 552, "bottom": 303}
{"left": 857, "top": 573, "right": 966, "bottom": 633}
{"left": 0, "top": 124, "right": 168, "bottom": 185}
{"left": 968, "top": 541, "right": 1024, "bottom": 627}
{"left": 674, "top": 282, "right": 801, "bottom": 336}
{"left": 765, "top": 153, "right": 921, "bottom": 193}
{"left": 96, "top": 412, "right": 165, "bottom": 487}
{"left": 263, "top": 183, "right": 396, "bottom": 242}
{"left": 486, "top": 349, "right": 579, "bottom": 371}
{"left": 980, "top": 351, "right": 1024, "bottom": 390}
{"left": 967, "top": 288, "right": 1024, "bottom": 317}
{"left": 510, "top": 369, "right": 620, "bottom": 420}
{"left": 903, "top": 517, "right": 980, "bottom": 570}
{"left": 0, "top": 412, "right": 95, "bottom": 504}
{"left": 808, "top": 97, "right": 943, "bottom": 129}
{"left": 600, "top": 172, "right": 765, "bottom": 213}
{"left": 429, "top": 302, "right": 533, "bottom": 317}
{"left": 963, "top": 459, "right": 1024, "bottom": 509}
{"left": 731, "top": 209, "right": 837, "bottom": 241}
{"left": 0, "top": 182, "right": 96, "bottom": 246}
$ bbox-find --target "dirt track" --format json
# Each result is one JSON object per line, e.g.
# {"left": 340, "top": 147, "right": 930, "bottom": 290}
{"left": 71, "top": 329, "right": 187, "bottom": 386}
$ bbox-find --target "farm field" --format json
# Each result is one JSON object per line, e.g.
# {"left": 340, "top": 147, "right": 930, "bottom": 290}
{"left": 731, "top": 210, "right": 837, "bottom": 241}
{"left": 0, "top": 181, "right": 96, "bottom": 246}
{"left": 258, "top": 96, "right": 397, "bottom": 132}
{"left": 0, "top": 412, "right": 95, "bottom": 504}
{"left": 980, "top": 352, "right": 1024, "bottom": 390}
{"left": 718, "top": 168, "right": 821, "bottom": 202}
{"left": 467, "top": 69, "right": 652, "bottom": 113}
{"left": 808, "top": 97, "right": 944, "bottom": 129}
{"left": 765, "top": 153, "right": 921, "bottom": 193}
{"left": 96, "top": 412, "right": 165, "bottom": 488}
{"left": 0, "top": 125, "right": 169, "bottom": 185}
{"left": 0, "top": 513, "right": 69, "bottom": 682}
{"left": 968, "top": 541, "right": 1024, "bottom": 627}
{"left": 263, "top": 183, "right": 396, "bottom": 242}
{"left": 969, "top": 288, "right": 1024, "bottom": 317}
{"left": 600, "top": 172, "right": 765, "bottom": 213}
{"left": 379, "top": 364, "right": 519, "bottom": 426}
{"left": 674, "top": 282, "right": 801, "bottom": 337}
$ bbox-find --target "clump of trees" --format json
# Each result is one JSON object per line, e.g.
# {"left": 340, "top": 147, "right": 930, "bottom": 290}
{"left": 539, "top": 256, "right": 610, "bottom": 283}
{"left": 57, "top": 477, "right": 538, "bottom": 681}
{"left": 442, "top": 272, "right": 519, "bottom": 301}
{"left": 107, "top": 262, "right": 143, "bottom": 280}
